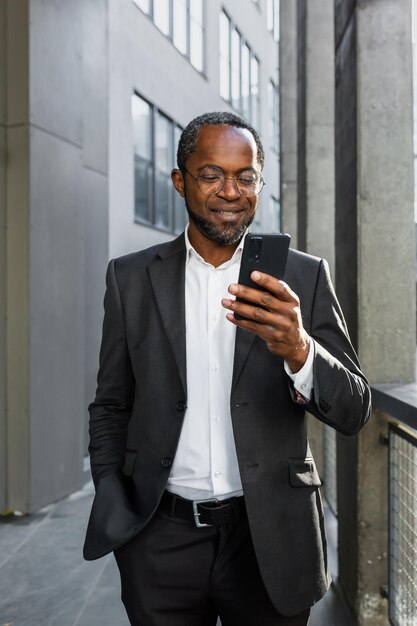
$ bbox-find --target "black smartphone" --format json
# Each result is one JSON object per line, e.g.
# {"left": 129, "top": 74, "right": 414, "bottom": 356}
{"left": 234, "top": 233, "right": 291, "bottom": 320}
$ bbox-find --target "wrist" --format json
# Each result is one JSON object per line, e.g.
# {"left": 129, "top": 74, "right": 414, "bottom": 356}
{"left": 286, "top": 335, "right": 311, "bottom": 373}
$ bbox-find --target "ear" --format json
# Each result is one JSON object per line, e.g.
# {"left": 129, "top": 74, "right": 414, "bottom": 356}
{"left": 171, "top": 169, "right": 185, "bottom": 197}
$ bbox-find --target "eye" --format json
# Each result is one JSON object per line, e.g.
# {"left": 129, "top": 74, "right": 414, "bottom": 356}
{"left": 238, "top": 173, "right": 257, "bottom": 185}
{"left": 200, "top": 174, "right": 221, "bottom": 182}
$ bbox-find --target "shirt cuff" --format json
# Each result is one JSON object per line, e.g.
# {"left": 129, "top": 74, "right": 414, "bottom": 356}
{"left": 284, "top": 339, "right": 314, "bottom": 402}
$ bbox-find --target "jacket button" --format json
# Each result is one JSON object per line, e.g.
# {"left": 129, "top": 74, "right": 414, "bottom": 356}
{"left": 176, "top": 400, "right": 187, "bottom": 411}
{"left": 161, "top": 457, "right": 172, "bottom": 468}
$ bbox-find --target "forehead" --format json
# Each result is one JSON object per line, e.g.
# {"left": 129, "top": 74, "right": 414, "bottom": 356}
{"left": 189, "top": 125, "right": 258, "bottom": 169}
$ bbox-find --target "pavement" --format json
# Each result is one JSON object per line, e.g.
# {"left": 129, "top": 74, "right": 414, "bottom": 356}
{"left": 0, "top": 475, "right": 355, "bottom": 626}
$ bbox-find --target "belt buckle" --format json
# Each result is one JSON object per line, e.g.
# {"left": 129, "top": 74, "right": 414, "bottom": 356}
{"left": 192, "top": 498, "right": 219, "bottom": 528}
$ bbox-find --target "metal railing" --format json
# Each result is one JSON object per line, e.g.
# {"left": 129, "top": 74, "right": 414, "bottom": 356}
{"left": 388, "top": 424, "right": 417, "bottom": 626}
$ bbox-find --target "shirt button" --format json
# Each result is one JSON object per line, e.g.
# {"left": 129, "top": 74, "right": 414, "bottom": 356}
{"left": 301, "top": 384, "right": 306, "bottom": 390}
{"left": 214, "top": 471, "right": 221, "bottom": 478}
{"left": 161, "top": 458, "right": 172, "bottom": 468}
{"left": 211, "top": 364, "right": 218, "bottom": 372}
{"left": 176, "top": 400, "right": 187, "bottom": 411}
{"left": 214, "top": 416, "right": 221, "bottom": 423}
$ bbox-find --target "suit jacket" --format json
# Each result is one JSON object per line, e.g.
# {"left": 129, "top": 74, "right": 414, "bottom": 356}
{"left": 83, "top": 233, "right": 371, "bottom": 616}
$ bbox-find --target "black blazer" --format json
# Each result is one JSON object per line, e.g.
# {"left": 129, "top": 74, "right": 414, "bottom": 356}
{"left": 83, "top": 234, "right": 371, "bottom": 616}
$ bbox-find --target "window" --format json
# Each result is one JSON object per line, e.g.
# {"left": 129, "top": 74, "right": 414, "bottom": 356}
{"left": 190, "top": 0, "right": 204, "bottom": 72}
{"left": 269, "top": 196, "right": 281, "bottom": 232}
{"left": 132, "top": 95, "right": 152, "bottom": 222}
{"left": 132, "top": 93, "right": 186, "bottom": 234}
{"left": 219, "top": 11, "right": 230, "bottom": 101}
{"left": 133, "top": 0, "right": 205, "bottom": 72}
{"left": 134, "top": 0, "right": 150, "bottom": 12}
{"left": 219, "top": 10, "right": 260, "bottom": 127}
{"left": 267, "top": 0, "right": 280, "bottom": 42}
{"left": 268, "top": 80, "right": 279, "bottom": 153}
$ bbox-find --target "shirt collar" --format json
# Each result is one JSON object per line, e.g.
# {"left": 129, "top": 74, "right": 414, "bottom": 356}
{"left": 184, "top": 223, "right": 247, "bottom": 267}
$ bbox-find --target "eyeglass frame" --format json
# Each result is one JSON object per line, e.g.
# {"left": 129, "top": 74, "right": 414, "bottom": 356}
{"left": 182, "top": 166, "right": 265, "bottom": 197}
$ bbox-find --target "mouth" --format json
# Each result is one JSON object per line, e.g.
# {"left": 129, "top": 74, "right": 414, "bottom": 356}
{"left": 209, "top": 207, "right": 245, "bottom": 222}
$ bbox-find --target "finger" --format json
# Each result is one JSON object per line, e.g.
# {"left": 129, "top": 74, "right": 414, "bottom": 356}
{"left": 228, "top": 280, "right": 296, "bottom": 311}
{"left": 250, "top": 272, "right": 299, "bottom": 304}
{"left": 225, "top": 285, "right": 279, "bottom": 312}
{"left": 222, "top": 297, "right": 292, "bottom": 332}
{"left": 226, "top": 311, "right": 289, "bottom": 347}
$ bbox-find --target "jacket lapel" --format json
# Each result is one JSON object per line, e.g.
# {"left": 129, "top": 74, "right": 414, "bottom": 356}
{"left": 147, "top": 233, "right": 258, "bottom": 396}
{"left": 147, "top": 235, "right": 187, "bottom": 394}
{"left": 231, "top": 326, "right": 256, "bottom": 392}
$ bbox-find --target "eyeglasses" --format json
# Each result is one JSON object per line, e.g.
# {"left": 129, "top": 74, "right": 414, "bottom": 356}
{"left": 183, "top": 166, "right": 265, "bottom": 197}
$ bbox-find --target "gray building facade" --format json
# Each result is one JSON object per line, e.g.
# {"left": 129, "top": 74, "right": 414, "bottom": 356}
{"left": 0, "top": 0, "right": 280, "bottom": 514}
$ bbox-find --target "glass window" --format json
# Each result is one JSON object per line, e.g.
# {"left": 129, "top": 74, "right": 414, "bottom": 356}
{"left": 231, "top": 27, "right": 241, "bottom": 112}
{"left": 133, "top": 0, "right": 150, "bottom": 13}
{"left": 269, "top": 196, "right": 281, "bottom": 232}
{"left": 219, "top": 10, "right": 262, "bottom": 126}
{"left": 140, "top": 0, "right": 205, "bottom": 72}
{"left": 132, "top": 94, "right": 185, "bottom": 233}
{"left": 219, "top": 11, "right": 230, "bottom": 101}
{"left": 268, "top": 80, "right": 279, "bottom": 152}
{"left": 190, "top": 0, "right": 204, "bottom": 72}
{"left": 173, "top": 0, "right": 188, "bottom": 55}
{"left": 132, "top": 94, "right": 153, "bottom": 223}
{"left": 250, "top": 56, "right": 259, "bottom": 127}
{"left": 267, "top": 0, "right": 280, "bottom": 42}
{"left": 173, "top": 125, "right": 187, "bottom": 234}
{"left": 154, "top": 112, "right": 172, "bottom": 230}
{"left": 154, "top": 0, "right": 170, "bottom": 36}
{"left": 241, "top": 43, "right": 250, "bottom": 120}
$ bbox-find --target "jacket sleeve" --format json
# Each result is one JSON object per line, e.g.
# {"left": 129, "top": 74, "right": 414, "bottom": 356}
{"left": 88, "top": 259, "right": 135, "bottom": 488}
{"left": 301, "top": 259, "right": 371, "bottom": 435}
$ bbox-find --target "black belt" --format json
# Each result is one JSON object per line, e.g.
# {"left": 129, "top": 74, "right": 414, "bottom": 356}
{"left": 160, "top": 491, "right": 245, "bottom": 528}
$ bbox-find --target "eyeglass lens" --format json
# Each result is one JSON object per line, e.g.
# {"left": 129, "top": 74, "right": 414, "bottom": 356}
{"left": 196, "top": 167, "right": 263, "bottom": 196}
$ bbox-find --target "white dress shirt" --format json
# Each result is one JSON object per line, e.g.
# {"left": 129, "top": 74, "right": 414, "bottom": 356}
{"left": 166, "top": 226, "right": 314, "bottom": 501}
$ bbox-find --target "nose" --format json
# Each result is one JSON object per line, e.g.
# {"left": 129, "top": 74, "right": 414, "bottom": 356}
{"left": 217, "top": 177, "right": 241, "bottom": 200}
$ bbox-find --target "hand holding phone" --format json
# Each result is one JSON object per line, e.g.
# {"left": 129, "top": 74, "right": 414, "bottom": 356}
{"left": 234, "top": 233, "right": 291, "bottom": 320}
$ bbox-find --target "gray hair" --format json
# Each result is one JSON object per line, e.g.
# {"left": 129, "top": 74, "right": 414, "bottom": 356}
{"left": 176, "top": 111, "right": 265, "bottom": 172}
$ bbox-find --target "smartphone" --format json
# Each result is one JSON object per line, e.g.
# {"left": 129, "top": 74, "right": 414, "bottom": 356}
{"left": 234, "top": 233, "right": 291, "bottom": 320}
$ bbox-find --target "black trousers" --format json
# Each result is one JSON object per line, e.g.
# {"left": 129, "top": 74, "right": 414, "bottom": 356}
{"left": 114, "top": 496, "right": 311, "bottom": 626}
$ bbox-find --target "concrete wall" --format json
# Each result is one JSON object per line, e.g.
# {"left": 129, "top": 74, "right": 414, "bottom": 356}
{"left": 296, "top": 0, "right": 307, "bottom": 251}
{"left": 305, "top": 0, "right": 335, "bottom": 275}
{"left": 280, "top": 0, "right": 298, "bottom": 245}
{"left": 107, "top": 0, "right": 280, "bottom": 259}
{"left": 304, "top": 0, "right": 336, "bottom": 489}
{"left": 3, "top": 0, "right": 109, "bottom": 512}
{"left": 82, "top": 0, "right": 109, "bottom": 453}
{"left": 0, "top": 0, "right": 6, "bottom": 512}
{"left": 334, "top": 0, "right": 358, "bottom": 349}
{"left": 334, "top": 1, "right": 415, "bottom": 624}
{"left": 356, "top": 0, "right": 415, "bottom": 383}
{"left": 6, "top": 0, "right": 30, "bottom": 512}
{"left": 334, "top": 2, "right": 360, "bottom": 610}
{"left": 280, "top": 0, "right": 415, "bottom": 623}
{"left": 1, "top": 0, "right": 278, "bottom": 512}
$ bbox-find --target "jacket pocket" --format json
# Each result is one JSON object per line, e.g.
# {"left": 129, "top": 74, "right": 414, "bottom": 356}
{"left": 122, "top": 450, "right": 137, "bottom": 476}
{"left": 288, "top": 457, "right": 321, "bottom": 487}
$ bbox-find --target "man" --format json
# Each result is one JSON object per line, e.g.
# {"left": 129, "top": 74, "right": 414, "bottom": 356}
{"left": 84, "top": 111, "right": 371, "bottom": 626}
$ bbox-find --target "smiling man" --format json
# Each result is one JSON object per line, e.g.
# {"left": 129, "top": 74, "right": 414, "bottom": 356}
{"left": 84, "top": 111, "right": 371, "bottom": 626}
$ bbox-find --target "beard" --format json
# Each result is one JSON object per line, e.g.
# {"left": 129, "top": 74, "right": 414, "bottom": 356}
{"left": 185, "top": 202, "right": 255, "bottom": 246}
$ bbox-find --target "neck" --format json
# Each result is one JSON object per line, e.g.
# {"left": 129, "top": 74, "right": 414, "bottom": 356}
{"left": 187, "top": 225, "right": 239, "bottom": 268}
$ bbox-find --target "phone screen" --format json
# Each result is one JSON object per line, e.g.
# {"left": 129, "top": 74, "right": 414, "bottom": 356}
{"left": 234, "top": 233, "right": 290, "bottom": 320}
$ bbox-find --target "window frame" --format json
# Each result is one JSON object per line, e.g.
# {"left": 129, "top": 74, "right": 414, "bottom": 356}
{"left": 219, "top": 9, "right": 260, "bottom": 127}
{"left": 132, "top": 92, "right": 186, "bottom": 235}
{"left": 132, "top": 0, "right": 205, "bottom": 73}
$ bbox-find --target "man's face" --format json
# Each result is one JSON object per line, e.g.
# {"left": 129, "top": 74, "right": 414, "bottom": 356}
{"left": 172, "top": 125, "right": 260, "bottom": 247}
